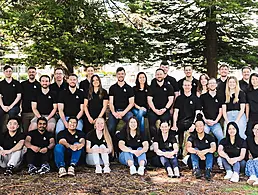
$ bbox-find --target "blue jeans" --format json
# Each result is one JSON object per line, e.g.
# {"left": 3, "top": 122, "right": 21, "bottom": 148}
{"left": 191, "top": 153, "right": 213, "bottom": 170}
{"left": 222, "top": 157, "right": 246, "bottom": 174}
{"left": 54, "top": 143, "right": 82, "bottom": 168}
{"left": 119, "top": 147, "right": 147, "bottom": 166}
{"left": 204, "top": 123, "right": 224, "bottom": 144}
{"left": 0, "top": 105, "right": 20, "bottom": 118}
{"left": 132, "top": 108, "right": 147, "bottom": 134}
{"left": 56, "top": 117, "right": 83, "bottom": 136}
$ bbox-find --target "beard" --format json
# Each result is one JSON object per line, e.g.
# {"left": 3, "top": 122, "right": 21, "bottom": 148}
{"left": 69, "top": 84, "right": 76, "bottom": 88}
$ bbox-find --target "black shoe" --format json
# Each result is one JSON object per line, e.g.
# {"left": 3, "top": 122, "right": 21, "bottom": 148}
{"left": 193, "top": 168, "right": 201, "bottom": 179}
{"left": 205, "top": 168, "right": 212, "bottom": 181}
{"left": 28, "top": 164, "right": 37, "bottom": 175}
{"left": 178, "top": 147, "right": 183, "bottom": 159}
{"left": 4, "top": 165, "right": 14, "bottom": 176}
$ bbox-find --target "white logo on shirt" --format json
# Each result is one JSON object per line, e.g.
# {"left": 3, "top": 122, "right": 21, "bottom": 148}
{"left": 164, "top": 88, "right": 167, "bottom": 91}
{"left": 167, "top": 81, "right": 170, "bottom": 84}
{"left": 14, "top": 141, "right": 16, "bottom": 144}
{"left": 124, "top": 88, "right": 127, "bottom": 92}
{"left": 34, "top": 85, "right": 37, "bottom": 88}
{"left": 193, "top": 83, "right": 196, "bottom": 86}
{"left": 145, "top": 89, "right": 148, "bottom": 92}
{"left": 190, "top": 101, "right": 193, "bottom": 104}
{"left": 75, "top": 135, "right": 78, "bottom": 139}
{"left": 43, "top": 137, "right": 46, "bottom": 140}
{"left": 168, "top": 143, "right": 172, "bottom": 147}
{"left": 137, "top": 140, "right": 140, "bottom": 142}
{"left": 215, "top": 99, "right": 218, "bottom": 103}
{"left": 13, "top": 84, "right": 15, "bottom": 87}
{"left": 103, "top": 140, "right": 105, "bottom": 143}
{"left": 76, "top": 96, "right": 79, "bottom": 99}
{"left": 48, "top": 96, "right": 51, "bottom": 99}
{"left": 205, "top": 140, "right": 208, "bottom": 144}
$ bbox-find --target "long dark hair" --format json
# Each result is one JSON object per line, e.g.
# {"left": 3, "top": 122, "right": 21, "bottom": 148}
{"left": 88, "top": 75, "right": 104, "bottom": 100}
{"left": 248, "top": 73, "right": 258, "bottom": 92}
{"left": 197, "top": 73, "right": 209, "bottom": 93}
{"left": 225, "top": 121, "right": 242, "bottom": 145}
{"left": 126, "top": 116, "right": 141, "bottom": 140}
{"left": 135, "top": 72, "right": 148, "bottom": 91}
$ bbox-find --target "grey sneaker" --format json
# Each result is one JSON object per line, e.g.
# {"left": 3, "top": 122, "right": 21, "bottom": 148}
{"left": 37, "top": 164, "right": 50, "bottom": 174}
{"left": 67, "top": 166, "right": 75, "bottom": 176}
{"left": 28, "top": 164, "right": 37, "bottom": 175}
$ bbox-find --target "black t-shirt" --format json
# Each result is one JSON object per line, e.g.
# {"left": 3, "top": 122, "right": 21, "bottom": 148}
{"left": 216, "top": 78, "right": 227, "bottom": 100}
{"left": 0, "top": 131, "right": 25, "bottom": 150}
{"left": 148, "top": 81, "right": 174, "bottom": 109}
{"left": 239, "top": 80, "right": 249, "bottom": 94}
{"left": 57, "top": 129, "right": 85, "bottom": 145}
{"left": 119, "top": 129, "right": 147, "bottom": 150}
{"left": 153, "top": 130, "right": 177, "bottom": 150}
{"left": 174, "top": 93, "right": 201, "bottom": 120}
{"left": 27, "top": 129, "right": 54, "bottom": 148}
{"left": 21, "top": 80, "right": 41, "bottom": 113}
{"left": 85, "top": 89, "right": 108, "bottom": 119}
{"left": 109, "top": 82, "right": 134, "bottom": 110}
{"left": 32, "top": 89, "right": 57, "bottom": 115}
{"left": 133, "top": 86, "right": 149, "bottom": 108}
{"left": 151, "top": 75, "right": 179, "bottom": 92}
{"left": 200, "top": 92, "right": 222, "bottom": 120}
{"left": 223, "top": 91, "right": 246, "bottom": 112}
{"left": 188, "top": 133, "right": 215, "bottom": 150}
{"left": 50, "top": 81, "right": 68, "bottom": 99}
{"left": 79, "top": 79, "right": 90, "bottom": 95}
{"left": 247, "top": 137, "right": 258, "bottom": 159}
{"left": 58, "top": 88, "right": 84, "bottom": 116}
{"left": 246, "top": 89, "right": 258, "bottom": 118}
{"left": 178, "top": 77, "right": 198, "bottom": 95}
{"left": 219, "top": 138, "right": 247, "bottom": 158}
{"left": 0, "top": 79, "right": 22, "bottom": 106}
{"left": 86, "top": 130, "right": 107, "bottom": 147}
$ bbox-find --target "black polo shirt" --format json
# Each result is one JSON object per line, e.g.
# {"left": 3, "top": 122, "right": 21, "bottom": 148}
{"left": 153, "top": 130, "right": 177, "bottom": 150}
{"left": 148, "top": 81, "right": 174, "bottom": 109}
{"left": 119, "top": 129, "right": 147, "bottom": 150}
{"left": 133, "top": 86, "right": 149, "bottom": 108}
{"left": 174, "top": 94, "right": 201, "bottom": 120}
{"left": 57, "top": 129, "right": 85, "bottom": 145}
{"left": 188, "top": 133, "right": 215, "bottom": 150}
{"left": 58, "top": 88, "right": 84, "bottom": 116}
{"left": 32, "top": 89, "right": 57, "bottom": 115}
{"left": 219, "top": 138, "right": 247, "bottom": 158}
{"left": 247, "top": 137, "right": 258, "bottom": 159}
{"left": 21, "top": 80, "right": 41, "bottom": 113}
{"left": 27, "top": 129, "right": 53, "bottom": 148}
{"left": 0, "top": 78, "right": 22, "bottom": 106}
{"left": 86, "top": 130, "right": 107, "bottom": 147}
{"left": 109, "top": 82, "right": 134, "bottom": 110}
{"left": 200, "top": 92, "right": 222, "bottom": 120}
{"left": 239, "top": 80, "right": 249, "bottom": 94}
{"left": 216, "top": 78, "right": 227, "bottom": 99}
{"left": 79, "top": 79, "right": 90, "bottom": 95}
{"left": 178, "top": 77, "right": 198, "bottom": 95}
{"left": 247, "top": 89, "right": 258, "bottom": 118}
{"left": 151, "top": 75, "right": 179, "bottom": 92}
{"left": 0, "top": 131, "right": 25, "bottom": 150}
{"left": 223, "top": 91, "right": 246, "bottom": 112}
{"left": 50, "top": 81, "right": 68, "bottom": 98}
{"left": 85, "top": 89, "right": 108, "bottom": 119}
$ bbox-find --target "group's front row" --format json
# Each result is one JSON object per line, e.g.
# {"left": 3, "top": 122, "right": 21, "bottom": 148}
{"left": 1, "top": 115, "right": 258, "bottom": 185}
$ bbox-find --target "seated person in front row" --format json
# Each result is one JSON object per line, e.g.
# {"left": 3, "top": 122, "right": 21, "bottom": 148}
{"left": 118, "top": 116, "right": 149, "bottom": 176}
{"left": 0, "top": 117, "right": 25, "bottom": 175}
{"left": 54, "top": 117, "right": 85, "bottom": 178}
{"left": 86, "top": 117, "right": 113, "bottom": 174}
{"left": 186, "top": 114, "right": 216, "bottom": 181}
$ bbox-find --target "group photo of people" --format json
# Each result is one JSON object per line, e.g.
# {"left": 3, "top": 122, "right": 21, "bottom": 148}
{"left": 0, "top": 61, "right": 258, "bottom": 186}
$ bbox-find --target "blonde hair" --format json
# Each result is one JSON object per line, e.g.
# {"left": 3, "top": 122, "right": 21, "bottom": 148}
{"left": 225, "top": 76, "right": 240, "bottom": 104}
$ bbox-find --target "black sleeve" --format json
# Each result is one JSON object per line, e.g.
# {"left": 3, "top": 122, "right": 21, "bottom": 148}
{"left": 194, "top": 97, "right": 202, "bottom": 110}
{"left": 241, "top": 140, "right": 247, "bottom": 149}
{"left": 57, "top": 131, "right": 66, "bottom": 142}
{"left": 16, "top": 81, "right": 22, "bottom": 94}
{"left": 169, "top": 133, "right": 177, "bottom": 144}
{"left": 187, "top": 135, "right": 194, "bottom": 143}
{"left": 109, "top": 85, "right": 115, "bottom": 97}
{"left": 58, "top": 91, "right": 65, "bottom": 103}
{"left": 127, "top": 86, "right": 134, "bottom": 98}
{"left": 239, "top": 91, "right": 246, "bottom": 104}
{"left": 52, "top": 91, "right": 58, "bottom": 104}
{"left": 174, "top": 97, "right": 180, "bottom": 109}
{"left": 153, "top": 133, "right": 159, "bottom": 143}
{"left": 79, "top": 91, "right": 84, "bottom": 104}
{"left": 103, "top": 89, "right": 109, "bottom": 100}
{"left": 18, "top": 133, "right": 25, "bottom": 141}
{"left": 147, "top": 85, "right": 153, "bottom": 97}
{"left": 207, "top": 134, "right": 216, "bottom": 144}
{"left": 219, "top": 138, "right": 226, "bottom": 146}
{"left": 119, "top": 130, "right": 127, "bottom": 141}
{"left": 200, "top": 94, "right": 204, "bottom": 110}
{"left": 0, "top": 133, "right": 4, "bottom": 146}
{"left": 167, "top": 85, "right": 175, "bottom": 97}
{"left": 171, "top": 77, "right": 179, "bottom": 92}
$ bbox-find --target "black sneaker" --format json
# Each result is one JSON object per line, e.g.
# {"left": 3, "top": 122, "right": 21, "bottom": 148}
{"left": 28, "top": 164, "right": 37, "bottom": 175}
{"left": 193, "top": 168, "right": 201, "bottom": 179}
{"left": 205, "top": 168, "right": 211, "bottom": 181}
{"left": 37, "top": 164, "right": 50, "bottom": 175}
{"left": 4, "top": 165, "right": 14, "bottom": 176}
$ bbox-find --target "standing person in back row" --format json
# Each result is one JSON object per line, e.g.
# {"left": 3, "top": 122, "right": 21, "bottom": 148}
{"left": 216, "top": 64, "right": 229, "bottom": 99}
{"left": 79, "top": 66, "right": 94, "bottom": 95}
{"left": 50, "top": 67, "right": 68, "bottom": 98}
{"left": 239, "top": 66, "right": 251, "bottom": 94}
{"left": 178, "top": 65, "right": 198, "bottom": 95}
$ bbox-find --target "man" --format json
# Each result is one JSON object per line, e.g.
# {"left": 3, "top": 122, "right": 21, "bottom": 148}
{"left": 54, "top": 117, "right": 85, "bottom": 177}
{"left": 108, "top": 67, "right": 134, "bottom": 137}
{"left": 0, "top": 65, "right": 22, "bottom": 132}
{"left": 148, "top": 68, "right": 174, "bottom": 138}
{"left": 50, "top": 67, "right": 68, "bottom": 98}
{"left": 56, "top": 74, "right": 84, "bottom": 135}
{"left": 79, "top": 66, "right": 94, "bottom": 95}
{"left": 30, "top": 75, "right": 57, "bottom": 132}
{"left": 0, "top": 117, "right": 25, "bottom": 175}
{"left": 239, "top": 66, "right": 251, "bottom": 94}
{"left": 216, "top": 64, "right": 229, "bottom": 98}
{"left": 178, "top": 65, "right": 198, "bottom": 95}
{"left": 21, "top": 66, "right": 41, "bottom": 132}
{"left": 25, "top": 117, "right": 55, "bottom": 175}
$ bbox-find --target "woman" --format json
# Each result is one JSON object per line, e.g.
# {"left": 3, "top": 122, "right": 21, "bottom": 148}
{"left": 218, "top": 122, "right": 246, "bottom": 183}
{"left": 197, "top": 73, "right": 209, "bottom": 97}
{"left": 186, "top": 113, "right": 216, "bottom": 181}
{"left": 118, "top": 116, "right": 149, "bottom": 175}
{"left": 222, "top": 76, "right": 247, "bottom": 139}
{"left": 86, "top": 117, "right": 113, "bottom": 174}
{"left": 153, "top": 121, "right": 180, "bottom": 178}
{"left": 79, "top": 66, "right": 95, "bottom": 94}
{"left": 84, "top": 75, "right": 108, "bottom": 133}
{"left": 132, "top": 72, "right": 149, "bottom": 133}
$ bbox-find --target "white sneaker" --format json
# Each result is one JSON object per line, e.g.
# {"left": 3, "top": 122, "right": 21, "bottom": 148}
{"left": 167, "top": 167, "right": 174, "bottom": 177}
{"left": 230, "top": 172, "right": 239, "bottom": 183}
{"left": 217, "top": 157, "right": 224, "bottom": 170}
{"left": 247, "top": 175, "right": 257, "bottom": 185}
{"left": 174, "top": 167, "right": 180, "bottom": 178}
{"left": 182, "top": 155, "right": 190, "bottom": 166}
{"left": 130, "top": 165, "right": 137, "bottom": 175}
{"left": 253, "top": 180, "right": 258, "bottom": 186}
{"left": 224, "top": 170, "right": 233, "bottom": 180}
{"left": 103, "top": 165, "right": 111, "bottom": 173}
{"left": 95, "top": 165, "right": 102, "bottom": 174}
{"left": 138, "top": 166, "right": 145, "bottom": 176}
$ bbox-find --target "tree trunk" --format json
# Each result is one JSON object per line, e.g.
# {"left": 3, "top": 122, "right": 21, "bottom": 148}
{"left": 63, "top": 57, "right": 74, "bottom": 74}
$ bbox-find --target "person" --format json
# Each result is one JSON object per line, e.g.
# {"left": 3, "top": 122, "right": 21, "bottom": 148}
{"left": 118, "top": 116, "right": 149, "bottom": 175}
{"left": 132, "top": 72, "right": 149, "bottom": 134}
{"left": 218, "top": 122, "right": 246, "bottom": 183}
{"left": 79, "top": 66, "right": 94, "bottom": 95}
{"left": 153, "top": 121, "right": 180, "bottom": 178}
{"left": 21, "top": 66, "right": 41, "bottom": 132}
{"left": 30, "top": 75, "right": 57, "bottom": 132}
{"left": 200, "top": 78, "right": 224, "bottom": 169}
{"left": 50, "top": 67, "right": 68, "bottom": 98}
{"left": 0, "top": 65, "right": 22, "bottom": 132}
{"left": 171, "top": 80, "right": 201, "bottom": 159}
{"left": 186, "top": 114, "right": 216, "bottom": 181}
{"left": 84, "top": 75, "right": 108, "bottom": 133}
{"left": 148, "top": 68, "right": 174, "bottom": 138}
{"left": 222, "top": 76, "right": 247, "bottom": 139}
{"left": 216, "top": 64, "right": 229, "bottom": 99}
{"left": 25, "top": 117, "right": 55, "bottom": 175}
{"left": 56, "top": 74, "right": 84, "bottom": 135}
{"left": 86, "top": 117, "right": 113, "bottom": 174}
{"left": 54, "top": 117, "right": 85, "bottom": 177}
{"left": 108, "top": 67, "right": 134, "bottom": 138}
{"left": 196, "top": 73, "right": 209, "bottom": 97}
{"left": 246, "top": 124, "right": 258, "bottom": 186}
{"left": 239, "top": 66, "right": 251, "bottom": 94}
{"left": 0, "top": 117, "right": 25, "bottom": 175}
{"left": 178, "top": 65, "right": 198, "bottom": 95}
